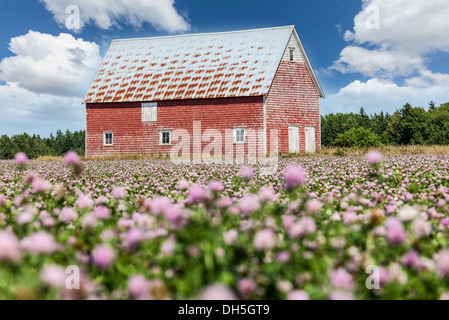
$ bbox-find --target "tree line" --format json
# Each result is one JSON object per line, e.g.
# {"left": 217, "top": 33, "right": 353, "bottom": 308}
{"left": 321, "top": 101, "right": 449, "bottom": 148}
{"left": 0, "top": 130, "right": 85, "bottom": 159}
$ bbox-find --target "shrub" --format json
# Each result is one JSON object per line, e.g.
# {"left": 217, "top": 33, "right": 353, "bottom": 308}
{"left": 333, "top": 127, "right": 382, "bottom": 148}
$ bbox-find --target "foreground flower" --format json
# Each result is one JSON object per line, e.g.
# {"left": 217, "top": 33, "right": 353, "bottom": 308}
{"left": 305, "top": 199, "right": 322, "bottom": 213}
{"left": 238, "top": 195, "right": 261, "bottom": 215}
{"left": 127, "top": 274, "right": 151, "bottom": 299}
{"left": 160, "top": 237, "right": 176, "bottom": 256}
{"left": 40, "top": 264, "right": 67, "bottom": 288}
{"left": 126, "top": 228, "right": 143, "bottom": 247}
{"left": 186, "top": 185, "right": 205, "bottom": 204}
{"left": 176, "top": 180, "right": 189, "bottom": 191}
{"left": 258, "top": 187, "right": 275, "bottom": 203}
{"left": 239, "top": 166, "right": 254, "bottom": 181}
{"left": 298, "top": 217, "right": 317, "bottom": 235}
{"left": 412, "top": 218, "right": 432, "bottom": 238}
{"left": 111, "top": 187, "right": 127, "bottom": 200}
{"left": 208, "top": 181, "right": 224, "bottom": 192}
{"left": 21, "top": 231, "right": 60, "bottom": 254}
{"left": 81, "top": 213, "right": 97, "bottom": 229}
{"left": 366, "top": 150, "right": 382, "bottom": 165}
{"left": 331, "top": 269, "right": 354, "bottom": 291}
{"left": 0, "top": 230, "right": 21, "bottom": 262}
{"left": 200, "top": 284, "right": 237, "bottom": 300}
{"left": 397, "top": 206, "right": 418, "bottom": 221}
{"left": 31, "top": 178, "right": 52, "bottom": 194}
{"left": 287, "top": 290, "right": 310, "bottom": 300}
{"left": 14, "top": 152, "right": 27, "bottom": 165}
{"left": 238, "top": 278, "right": 257, "bottom": 299}
{"left": 64, "top": 151, "right": 80, "bottom": 165}
{"left": 385, "top": 217, "right": 407, "bottom": 245}
{"left": 164, "top": 205, "right": 183, "bottom": 225}
{"left": 92, "top": 244, "right": 116, "bottom": 269}
{"left": 284, "top": 165, "right": 307, "bottom": 190}
{"left": 94, "top": 206, "right": 111, "bottom": 220}
{"left": 223, "top": 229, "right": 238, "bottom": 245}
{"left": 434, "top": 249, "right": 449, "bottom": 277}
{"left": 254, "top": 229, "right": 276, "bottom": 251}
{"left": 59, "top": 207, "right": 78, "bottom": 223}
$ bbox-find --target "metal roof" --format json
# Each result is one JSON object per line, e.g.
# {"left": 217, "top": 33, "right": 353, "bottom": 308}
{"left": 83, "top": 26, "right": 323, "bottom": 103}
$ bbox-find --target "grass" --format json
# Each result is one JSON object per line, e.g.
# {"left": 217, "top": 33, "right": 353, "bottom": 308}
{"left": 31, "top": 145, "right": 449, "bottom": 162}
{"left": 318, "top": 145, "right": 449, "bottom": 157}
{"left": 35, "top": 156, "right": 64, "bottom": 162}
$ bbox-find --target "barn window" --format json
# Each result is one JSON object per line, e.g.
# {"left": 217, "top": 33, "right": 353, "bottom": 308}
{"left": 233, "top": 128, "right": 246, "bottom": 144}
{"left": 142, "top": 102, "right": 157, "bottom": 122}
{"left": 289, "top": 47, "right": 295, "bottom": 62}
{"left": 103, "top": 132, "right": 113, "bottom": 146}
{"left": 159, "top": 130, "right": 171, "bottom": 146}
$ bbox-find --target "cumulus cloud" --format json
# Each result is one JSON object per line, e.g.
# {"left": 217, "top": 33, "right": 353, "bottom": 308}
{"left": 0, "top": 83, "right": 85, "bottom": 137}
{"left": 333, "top": 0, "right": 449, "bottom": 78}
{"left": 405, "top": 70, "right": 449, "bottom": 88}
{"left": 326, "top": 0, "right": 449, "bottom": 114}
{"left": 322, "top": 78, "right": 449, "bottom": 115}
{"left": 40, "top": 0, "right": 190, "bottom": 32}
{"left": 345, "top": 0, "right": 449, "bottom": 54}
{"left": 0, "top": 31, "right": 100, "bottom": 135}
{"left": 0, "top": 31, "right": 101, "bottom": 97}
{"left": 332, "top": 46, "right": 423, "bottom": 78}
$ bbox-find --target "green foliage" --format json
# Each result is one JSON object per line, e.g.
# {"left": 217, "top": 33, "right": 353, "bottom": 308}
{"left": 322, "top": 102, "right": 449, "bottom": 147}
{"left": 334, "top": 127, "right": 382, "bottom": 148}
{"left": 0, "top": 130, "right": 85, "bottom": 159}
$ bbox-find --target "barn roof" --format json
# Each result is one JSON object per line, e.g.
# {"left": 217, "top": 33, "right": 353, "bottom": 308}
{"left": 83, "top": 26, "right": 324, "bottom": 104}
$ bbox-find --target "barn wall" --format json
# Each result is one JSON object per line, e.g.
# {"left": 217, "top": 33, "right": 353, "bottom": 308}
{"left": 86, "top": 96, "right": 264, "bottom": 157}
{"left": 265, "top": 61, "right": 321, "bottom": 154}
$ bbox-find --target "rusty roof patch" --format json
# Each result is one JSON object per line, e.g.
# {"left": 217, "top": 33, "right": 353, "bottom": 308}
{"left": 83, "top": 26, "right": 296, "bottom": 103}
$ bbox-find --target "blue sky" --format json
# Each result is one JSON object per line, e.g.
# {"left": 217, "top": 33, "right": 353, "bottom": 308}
{"left": 1, "top": 0, "right": 448, "bottom": 137}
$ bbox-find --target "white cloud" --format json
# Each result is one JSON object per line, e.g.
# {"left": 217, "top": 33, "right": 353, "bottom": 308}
{"left": 0, "top": 31, "right": 101, "bottom": 97}
{"left": 332, "top": 46, "right": 423, "bottom": 78}
{"left": 405, "top": 70, "right": 449, "bottom": 88}
{"left": 322, "top": 78, "right": 449, "bottom": 115}
{"left": 346, "top": 0, "right": 449, "bottom": 54}
{"left": 0, "top": 31, "right": 99, "bottom": 136}
{"left": 40, "top": 0, "right": 190, "bottom": 32}
{"left": 333, "top": 0, "right": 449, "bottom": 78}
{"left": 0, "top": 83, "right": 85, "bottom": 137}
{"left": 325, "top": 0, "right": 449, "bottom": 114}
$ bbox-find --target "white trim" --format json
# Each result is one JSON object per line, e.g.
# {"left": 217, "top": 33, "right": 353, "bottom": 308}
{"left": 233, "top": 127, "right": 246, "bottom": 144}
{"left": 263, "top": 95, "right": 267, "bottom": 155}
{"left": 142, "top": 102, "right": 157, "bottom": 122}
{"left": 291, "top": 28, "right": 325, "bottom": 98}
{"left": 289, "top": 47, "right": 295, "bottom": 62}
{"left": 103, "top": 131, "right": 113, "bottom": 146}
{"left": 85, "top": 104, "right": 87, "bottom": 156}
{"left": 159, "top": 130, "right": 172, "bottom": 146}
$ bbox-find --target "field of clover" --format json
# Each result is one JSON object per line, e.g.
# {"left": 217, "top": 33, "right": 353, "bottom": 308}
{"left": 1, "top": 151, "right": 449, "bottom": 300}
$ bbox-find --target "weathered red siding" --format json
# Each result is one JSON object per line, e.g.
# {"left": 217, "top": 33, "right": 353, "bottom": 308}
{"left": 86, "top": 96, "right": 264, "bottom": 157}
{"left": 265, "top": 61, "right": 321, "bottom": 154}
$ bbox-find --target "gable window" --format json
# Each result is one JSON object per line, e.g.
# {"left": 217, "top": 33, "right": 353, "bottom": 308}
{"left": 103, "top": 132, "right": 113, "bottom": 146}
{"left": 289, "top": 47, "right": 295, "bottom": 62}
{"left": 159, "top": 130, "right": 171, "bottom": 146}
{"left": 142, "top": 102, "right": 157, "bottom": 122}
{"left": 233, "top": 127, "right": 246, "bottom": 144}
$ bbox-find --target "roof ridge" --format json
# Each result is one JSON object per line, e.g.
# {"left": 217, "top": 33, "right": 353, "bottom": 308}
{"left": 111, "top": 25, "right": 295, "bottom": 43}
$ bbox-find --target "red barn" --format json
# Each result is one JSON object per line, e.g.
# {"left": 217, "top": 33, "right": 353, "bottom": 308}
{"left": 83, "top": 26, "right": 325, "bottom": 157}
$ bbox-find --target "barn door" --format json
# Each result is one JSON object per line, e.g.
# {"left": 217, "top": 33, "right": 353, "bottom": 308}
{"left": 305, "top": 126, "right": 316, "bottom": 153}
{"left": 288, "top": 126, "right": 299, "bottom": 154}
